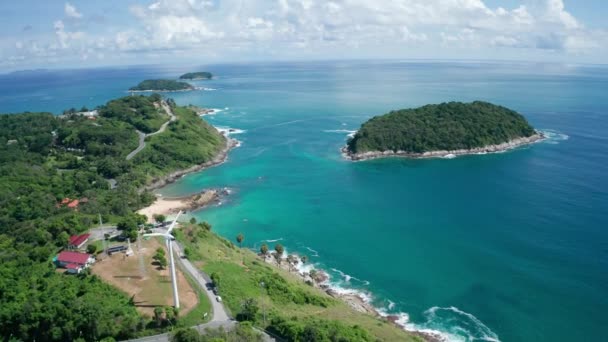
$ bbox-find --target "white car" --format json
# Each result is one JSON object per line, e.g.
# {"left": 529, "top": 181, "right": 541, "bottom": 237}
{"left": 216, "top": 296, "right": 222, "bottom": 302}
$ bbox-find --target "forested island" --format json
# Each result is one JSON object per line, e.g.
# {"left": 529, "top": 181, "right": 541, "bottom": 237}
{"left": 0, "top": 94, "right": 422, "bottom": 342}
{"left": 129, "top": 79, "right": 194, "bottom": 92}
{"left": 179, "top": 72, "right": 213, "bottom": 80}
{"left": 345, "top": 101, "right": 543, "bottom": 160}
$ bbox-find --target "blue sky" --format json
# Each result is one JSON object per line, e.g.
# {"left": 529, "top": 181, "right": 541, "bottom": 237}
{"left": 0, "top": 0, "right": 606, "bottom": 71}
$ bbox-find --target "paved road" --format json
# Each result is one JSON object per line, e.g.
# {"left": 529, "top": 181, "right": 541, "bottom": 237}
{"left": 126, "top": 101, "right": 177, "bottom": 161}
{"left": 126, "top": 131, "right": 146, "bottom": 160}
{"left": 172, "top": 241, "right": 231, "bottom": 323}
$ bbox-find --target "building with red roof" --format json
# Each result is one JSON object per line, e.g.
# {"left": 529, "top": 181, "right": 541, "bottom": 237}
{"left": 67, "top": 199, "right": 80, "bottom": 208}
{"left": 55, "top": 251, "right": 94, "bottom": 272}
{"left": 68, "top": 233, "right": 90, "bottom": 249}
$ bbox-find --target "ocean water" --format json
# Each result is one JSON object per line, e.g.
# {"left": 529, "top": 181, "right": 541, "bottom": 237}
{"left": 1, "top": 61, "right": 607, "bottom": 341}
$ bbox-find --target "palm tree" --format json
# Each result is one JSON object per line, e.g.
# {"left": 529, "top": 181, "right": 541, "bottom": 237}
{"left": 274, "top": 243, "right": 284, "bottom": 266}
{"left": 236, "top": 233, "right": 244, "bottom": 248}
{"left": 260, "top": 243, "right": 269, "bottom": 257}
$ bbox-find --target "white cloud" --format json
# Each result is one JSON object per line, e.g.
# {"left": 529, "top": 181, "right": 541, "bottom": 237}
{"left": 2, "top": 0, "right": 607, "bottom": 69}
{"left": 65, "top": 2, "right": 83, "bottom": 19}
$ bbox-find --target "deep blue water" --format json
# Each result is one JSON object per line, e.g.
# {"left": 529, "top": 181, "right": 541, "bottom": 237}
{"left": 1, "top": 61, "right": 607, "bottom": 341}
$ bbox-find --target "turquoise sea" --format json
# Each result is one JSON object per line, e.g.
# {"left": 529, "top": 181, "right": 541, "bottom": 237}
{"left": 1, "top": 61, "right": 607, "bottom": 341}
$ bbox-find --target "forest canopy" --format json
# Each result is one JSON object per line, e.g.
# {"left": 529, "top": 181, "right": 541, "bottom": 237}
{"left": 347, "top": 101, "right": 536, "bottom": 154}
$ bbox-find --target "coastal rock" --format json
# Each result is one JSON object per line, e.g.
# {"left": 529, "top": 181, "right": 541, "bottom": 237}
{"left": 343, "top": 132, "right": 545, "bottom": 161}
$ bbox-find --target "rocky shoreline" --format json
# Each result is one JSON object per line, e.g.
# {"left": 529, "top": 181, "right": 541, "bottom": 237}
{"left": 259, "top": 252, "right": 441, "bottom": 341}
{"left": 343, "top": 132, "right": 545, "bottom": 161}
{"left": 144, "top": 137, "right": 239, "bottom": 192}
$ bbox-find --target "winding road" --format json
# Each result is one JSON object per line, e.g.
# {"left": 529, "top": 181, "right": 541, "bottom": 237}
{"left": 126, "top": 101, "right": 176, "bottom": 161}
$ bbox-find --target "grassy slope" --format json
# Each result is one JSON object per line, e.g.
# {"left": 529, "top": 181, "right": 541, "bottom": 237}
{"left": 133, "top": 105, "right": 226, "bottom": 180}
{"left": 175, "top": 225, "right": 422, "bottom": 341}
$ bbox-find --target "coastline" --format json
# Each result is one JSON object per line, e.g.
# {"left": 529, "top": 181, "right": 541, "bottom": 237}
{"left": 257, "top": 252, "right": 443, "bottom": 342}
{"left": 144, "top": 137, "right": 239, "bottom": 192}
{"left": 343, "top": 132, "right": 545, "bottom": 161}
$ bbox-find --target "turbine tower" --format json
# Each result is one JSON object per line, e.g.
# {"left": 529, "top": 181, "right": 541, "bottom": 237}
{"left": 143, "top": 210, "right": 182, "bottom": 309}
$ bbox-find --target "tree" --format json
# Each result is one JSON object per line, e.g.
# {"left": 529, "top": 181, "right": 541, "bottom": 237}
{"left": 184, "top": 247, "right": 192, "bottom": 259}
{"left": 236, "top": 233, "right": 244, "bottom": 248}
{"left": 260, "top": 243, "right": 269, "bottom": 257}
{"left": 164, "top": 306, "right": 177, "bottom": 324}
{"left": 57, "top": 231, "right": 70, "bottom": 247}
{"left": 154, "top": 306, "right": 164, "bottom": 327}
{"left": 274, "top": 243, "right": 284, "bottom": 265}
{"left": 154, "top": 214, "right": 166, "bottom": 224}
{"left": 239, "top": 298, "right": 259, "bottom": 322}
{"left": 157, "top": 257, "right": 168, "bottom": 269}
{"left": 170, "top": 328, "right": 200, "bottom": 342}
{"left": 210, "top": 272, "right": 221, "bottom": 289}
{"left": 154, "top": 248, "right": 167, "bottom": 269}
{"left": 87, "top": 244, "right": 98, "bottom": 254}
{"left": 189, "top": 217, "right": 197, "bottom": 225}
{"left": 199, "top": 221, "right": 212, "bottom": 231}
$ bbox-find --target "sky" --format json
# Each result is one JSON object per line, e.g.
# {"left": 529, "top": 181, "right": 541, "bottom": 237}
{"left": 0, "top": 0, "right": 606, "bottom": 71}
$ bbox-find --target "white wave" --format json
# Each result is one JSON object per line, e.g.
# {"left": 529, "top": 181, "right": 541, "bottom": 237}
{"left": 264, "top": 238, "right": 283, "bottom": 243}
{"left": 443, "top": 153, "right": 456, "bottom": 159}
{"left": 329, "top": 268, "right": 370, "bottom": 286}
{"left": 304, "top": 246, "right": 319, "bottom": 257}
{"left": 540, "top": 129, "right": 569, "bottom": 145}
{"left": 327, "top": 284, "right": 374, "bottom": 304}
{"left": 215, "top": 126, "right": 246, "bottom": 136}
{"left": 388, "top": 300, "right": 396, "bottom": 310}
{"left": 194, "top": 87, "right": 217, "bottom": 91}
{"left": 403, "top": 306, "right": 500, "bottom": 342}
{"left": 331, "top": 268, "right": 352, "bottom": 282}
{"left": 324, "top": 129, "right": 357, "bottom": 138}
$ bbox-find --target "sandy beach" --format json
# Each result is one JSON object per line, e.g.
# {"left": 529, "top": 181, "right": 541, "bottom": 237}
{"left": 137, "top": 189, "right": 225, "bottom": 223}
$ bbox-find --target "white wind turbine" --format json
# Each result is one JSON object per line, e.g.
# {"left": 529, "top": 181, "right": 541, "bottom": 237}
{"left": 143, "top": 210, "right": 182, "bottom": 309}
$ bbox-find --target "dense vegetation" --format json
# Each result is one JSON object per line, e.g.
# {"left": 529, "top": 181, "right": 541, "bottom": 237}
{"left": 179, "top": 72, "right": 213, "bottom": 80}
{"left": 134, "top": 105, "right": 226, "bottom": 179}
{"left": 0, "top": 95, "right": 225, "bottom": 341}
{"left": 171, "top": 323, "right": 262, "bottom": 342}
{"left": 129, "top": 79, "right": 194, "bottom": 91}
{"left": 98, "top": 94, "right": 167, "bottom": 133}
{"left": 175, "top": 222, "right": 421, "bottom": 341}
{"left": 347, "top": 101, "right": 536, "bottom": 154}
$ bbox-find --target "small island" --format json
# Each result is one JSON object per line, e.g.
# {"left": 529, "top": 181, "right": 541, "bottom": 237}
{"left": 129, "top": 79, "right": 194, "bottom": 92}
{"left": 344, "top": 101, "right": 544, "bottom": 160}
{"left": 179, "top": 72, "right": 213, "bottom": 80}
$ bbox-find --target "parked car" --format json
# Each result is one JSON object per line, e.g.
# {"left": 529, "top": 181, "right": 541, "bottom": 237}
{"left": 216, "top": 296, "right": 222, "bottom": 302}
